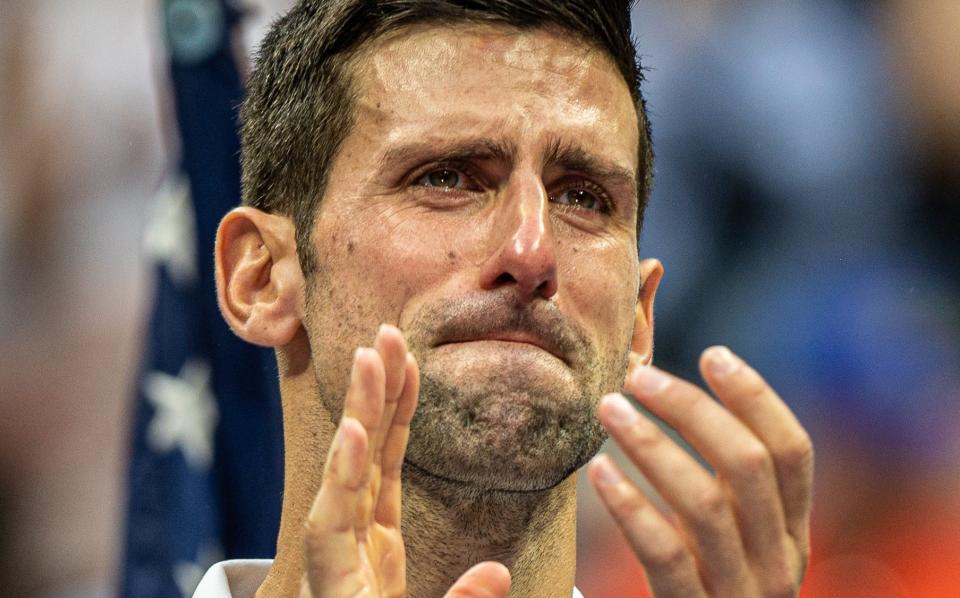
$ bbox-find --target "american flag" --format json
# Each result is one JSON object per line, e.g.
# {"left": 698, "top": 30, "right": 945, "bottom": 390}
{"left": 120, "top": 1, "right": 283, "bottom": 595}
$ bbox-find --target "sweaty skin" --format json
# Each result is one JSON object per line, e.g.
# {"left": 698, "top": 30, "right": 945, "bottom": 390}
{"left": 216, "top": 22, "right": 812, "bottom": 598}
{"left": 308, "top": 23, "right": 643, "bottom": 484}
{"left": 302, "top": 25, "right": 644, "bottom": 596}
{"left": 243, "top": 24, "right": 646, "bottom": 597}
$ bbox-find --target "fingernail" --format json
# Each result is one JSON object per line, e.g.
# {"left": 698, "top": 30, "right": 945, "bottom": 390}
{"left": 373, "top": 325, "right": 386, "bottom": 347}
{"left": 333, "top": 422, "right": 349, "bottom": 471}
{"left": 632, "top": 365, "right": 671, "bottom": 395}
{"left": 336, "top": 433, "right": 355, "bottom": 484}
{"left": 331, "top": 423, "right": 345, "bottom": 452}
{"left": 707, "top": 346, "right": 740, "bottom": 377}
{"left": 603, "top": 393, "right": 639, "bottom": 426}
{"left": 592, "top": 456, "right": 624, "bottom": 488}
{"left": 351, "top": 347, "right": 366, "bottom": 378}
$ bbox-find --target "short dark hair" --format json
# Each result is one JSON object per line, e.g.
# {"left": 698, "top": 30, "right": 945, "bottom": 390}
{"left": 241, "top": 0, "right": 653, "bottom": 273}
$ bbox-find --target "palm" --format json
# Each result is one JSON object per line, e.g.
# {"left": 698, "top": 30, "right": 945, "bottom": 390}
{"left": 352, "top": 506, "right": 406, "bottom": 594}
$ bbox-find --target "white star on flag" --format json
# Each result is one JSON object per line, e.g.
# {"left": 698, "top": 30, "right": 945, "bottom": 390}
{"left": 144, "top": 358, "right": 218, "bottom": 470}
{"left": 143, "top": 175, "right": 197, "bottom": 287}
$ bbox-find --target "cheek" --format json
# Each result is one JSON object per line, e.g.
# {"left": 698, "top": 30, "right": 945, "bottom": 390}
{"left": 561, "top": 244, "right": 639, "bottom": 349}
{"left": 320, "top": 207, "right": 472, "bottom": 326}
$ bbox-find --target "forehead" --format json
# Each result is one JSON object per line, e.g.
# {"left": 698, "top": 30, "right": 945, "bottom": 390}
{"left": 346, "top": 24, "right": 639, "bottom": 169}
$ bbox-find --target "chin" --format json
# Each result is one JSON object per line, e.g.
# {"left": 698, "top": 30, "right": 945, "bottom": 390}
{"left": 405, "top": 373, "right": 608, "bottom": 492}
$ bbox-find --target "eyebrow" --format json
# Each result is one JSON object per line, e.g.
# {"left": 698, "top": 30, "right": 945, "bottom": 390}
{"left": 543, "top": 137, "right": 638, "bottom": 195}
{"left": 378, "top": 136, "right": 638, "bottom": 196}
{"left": 379, "top": 138, "right": 518, "bottom": 171}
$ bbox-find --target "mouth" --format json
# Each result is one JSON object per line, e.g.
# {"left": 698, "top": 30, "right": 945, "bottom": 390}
{"left": 436, "top": 332, "right": 569, "bottom": 365}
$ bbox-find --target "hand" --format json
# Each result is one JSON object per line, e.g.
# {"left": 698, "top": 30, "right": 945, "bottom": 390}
{"left": 300, "top": 324, "right": 511, "bottom": 598}
{"left": 588, "top": 346, "right": 813, "bottom": 597}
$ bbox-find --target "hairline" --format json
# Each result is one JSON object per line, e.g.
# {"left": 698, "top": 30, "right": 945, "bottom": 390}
{"left": 246, "top": 17, "right": 653, "bottom": 272}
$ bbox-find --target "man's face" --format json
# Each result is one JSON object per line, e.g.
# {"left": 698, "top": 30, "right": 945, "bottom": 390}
{"left": 303, "top": 24, "right": 644, "bottom": 492}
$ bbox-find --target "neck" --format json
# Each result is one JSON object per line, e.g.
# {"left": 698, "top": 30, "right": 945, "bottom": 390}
{"left": 257, "top": 345, "right": 578, "bottom": 597}
{"left": 256, "top": 346, "right": 337, "bottom": 598}
{"left": 261, "top": 466, "right": 578, "bottom": 598}
{"left": 402, "top": 465, "right": 578, "bottom": 597}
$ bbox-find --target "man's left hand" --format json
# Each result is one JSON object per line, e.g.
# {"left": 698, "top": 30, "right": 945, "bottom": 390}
{"left": 588, "top": 346, "right": 814, "bottom": 597}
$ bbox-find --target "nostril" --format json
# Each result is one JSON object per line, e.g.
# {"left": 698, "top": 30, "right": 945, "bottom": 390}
{"left": 494, "top": 272, "right": 515, "bottom": 285}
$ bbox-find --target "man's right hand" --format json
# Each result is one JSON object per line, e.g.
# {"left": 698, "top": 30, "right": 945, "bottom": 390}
{"left": 300, "top": 324, "right": 512, "bottom": 598}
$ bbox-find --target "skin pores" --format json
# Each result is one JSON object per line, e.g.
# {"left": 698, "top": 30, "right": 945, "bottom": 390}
{"left": 301, "top": 24, "right": 647, "bottom": 493}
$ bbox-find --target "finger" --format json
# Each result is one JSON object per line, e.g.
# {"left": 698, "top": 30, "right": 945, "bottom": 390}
{"left": 626, "top": 362, "right": 791, "bottom": 576}
{"left": 588, "top": 454, "right": 706, "bottom": 598}
{"left": 700, "top": 346, "right": 814, "bottom": 556}
{"left": 336, "top": 348, "right": 386, "bottom": 531}
{"left": 342, "top": 347, "right": 387, "bottom": 439}
{"left": 304, "top": 417, "right": 369, "bottom": 595}
{"left": 598, "top": 393, "right": 753, "bottom": 594}
{"left": 372, "top": 324, "right": 409, "bottom": 469}
{"left": 374, "top": 324, "right": 409, "bottom": 401}
{"left": 374, "top": 352, "right": 420, "bottom": 527}
{"left": 444, "top": 562, "right": 511, "bottom": 598}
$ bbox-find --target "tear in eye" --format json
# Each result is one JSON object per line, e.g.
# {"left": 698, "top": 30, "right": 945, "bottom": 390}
{"left": 554, "top": 188, "right": 601, "bottom": 211}
{"left": 420, "top": 169, "right": 461, "bottom": 189}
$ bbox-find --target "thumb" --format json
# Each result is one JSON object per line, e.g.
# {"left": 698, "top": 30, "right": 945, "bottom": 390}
{"left": 444, "top": 562, "right": 511, "bottom": 598}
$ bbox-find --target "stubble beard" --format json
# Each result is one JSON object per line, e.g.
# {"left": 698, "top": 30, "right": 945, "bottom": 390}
{"left": 303, "top": 270, "right": 630, "bottom": 495}
{"left": 402, "top": 341, "right": 626, "bottom": 494}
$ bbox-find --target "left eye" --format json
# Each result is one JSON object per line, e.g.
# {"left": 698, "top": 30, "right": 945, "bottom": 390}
{"left": 415, "top": 168, "right": 467, "bottom": 190}
{"left": 552, "top": 188, "right": 603, "bottom": 211}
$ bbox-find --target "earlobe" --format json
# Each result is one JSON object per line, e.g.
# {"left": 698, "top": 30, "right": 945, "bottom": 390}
{"left": 215, "top": 207, "right": 305, "bottom": 347}
{"left": 627, "top": 258, "right": 663, "bottom": 373}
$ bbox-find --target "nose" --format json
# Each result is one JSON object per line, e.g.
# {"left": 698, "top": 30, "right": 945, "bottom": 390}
{"left": 478, "top": 173, "right": 559, "bottom": 301}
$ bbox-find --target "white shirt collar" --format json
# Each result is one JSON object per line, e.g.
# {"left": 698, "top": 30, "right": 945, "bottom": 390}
{"left": 192, "top": 559, "right": 271, "bottom": 597}
{"left": 194, "top": 560, "right": 585, "bottom": 597}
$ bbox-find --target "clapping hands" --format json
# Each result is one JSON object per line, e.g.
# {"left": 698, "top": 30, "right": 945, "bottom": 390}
{"left": 299, "top": 325, "right": 511, "bottom": 598}
{"left": 298, "top": 326, "right": 812, "bottom": 597}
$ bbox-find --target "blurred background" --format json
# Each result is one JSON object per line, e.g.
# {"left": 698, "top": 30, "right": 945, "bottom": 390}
{"left": 0, "top": 0, "right": 956, "bottom": 596}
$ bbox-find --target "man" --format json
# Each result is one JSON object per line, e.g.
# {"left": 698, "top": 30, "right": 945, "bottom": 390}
{"left": 197, "top": 0, "right": 813, "bottom": 595}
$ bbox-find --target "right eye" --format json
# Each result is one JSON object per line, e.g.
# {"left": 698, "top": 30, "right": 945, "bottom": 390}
{"left": 413, "top": 167, "right": 478, "bottom": 191}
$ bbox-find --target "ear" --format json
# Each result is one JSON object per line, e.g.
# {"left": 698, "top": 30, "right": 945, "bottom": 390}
{"left": 627, "top": 258, "right": 663, "bottom": 372}
{"left": 215, "top": 206, "right": 305, "bottom": 347}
